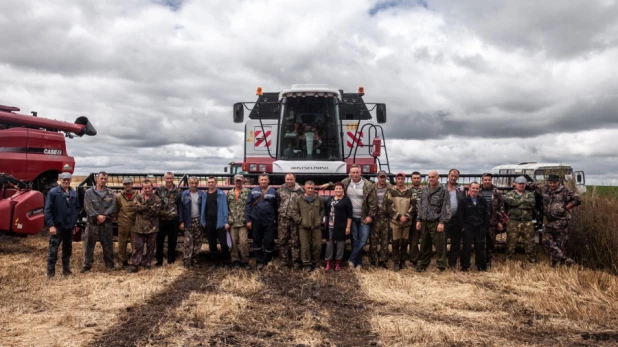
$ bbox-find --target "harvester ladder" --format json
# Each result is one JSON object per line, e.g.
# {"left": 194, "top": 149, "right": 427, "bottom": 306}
{"left": 350, "top": 123, "right": 391, "bottom": 173}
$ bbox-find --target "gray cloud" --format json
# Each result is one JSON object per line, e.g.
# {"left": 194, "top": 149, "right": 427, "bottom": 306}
{"left": 1, "top": 0, "right": 618, "bottom": 185}
{"left": 429, "top": 0, "right": 618, "bottom": 58}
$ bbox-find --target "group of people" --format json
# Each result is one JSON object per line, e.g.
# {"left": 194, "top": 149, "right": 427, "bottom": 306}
{"left": 43, "top": 165, "right": 582, "bottom": 278}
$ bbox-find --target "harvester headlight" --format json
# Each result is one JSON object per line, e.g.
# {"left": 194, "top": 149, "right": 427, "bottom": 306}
{"left": 249, "top": 164, "right": 257, "bottom": 171}
{"left": 258, "top": 164, "right": 266, "bottom": 172}
{"left": 362, "top": 165, "right": 370, "bottom": 173}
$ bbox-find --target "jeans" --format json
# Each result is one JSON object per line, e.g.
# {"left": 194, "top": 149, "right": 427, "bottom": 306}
{"left": 349, "top": 217, "right": 371, "bottom": 266}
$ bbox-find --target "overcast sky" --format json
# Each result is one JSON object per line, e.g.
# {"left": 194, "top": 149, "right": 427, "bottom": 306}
{"left": 1, "top": 0, "right": 617, "bottom": 185}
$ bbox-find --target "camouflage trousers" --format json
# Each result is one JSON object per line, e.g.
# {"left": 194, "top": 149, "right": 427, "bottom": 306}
{"left": 131, "top": 232, "right": 156, "bottom": 268}
{"left": 47, "top": 228, "right": 73, "bottom": 275}
{"left": 505, "top": 220, "right": 536, "bottom": 262}
{"left": 117, "top": 223, "right": 134, "bottom": 264}
{"left": 369, "top": 215, "right": 390, "bottom": 264}
{"left": 391, "top": 222, "right": 410, "bottom": 264}
{"left": 278, "top": 217, "right": 300, "bottom": 263}
{"left": 543, "top": 219, "right": 570, "bottom": 265}
{"left": 183, "top": 218, "right": 203, "bottom": 266}
{"left": 83, "top": 222, "right": 114, "bottom": 269}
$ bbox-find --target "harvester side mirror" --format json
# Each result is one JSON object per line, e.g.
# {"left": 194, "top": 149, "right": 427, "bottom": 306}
{"left": 233, "top": 103, "right": 244, "bottom": 123}
{"left": 376, "top": 103, "right": 386, "bottom": 124}
{"left": 224, "top": 166, "right": 228, "bottom": 173}
{"left": 74, "top": 116, "right": 97, "bottom": 136}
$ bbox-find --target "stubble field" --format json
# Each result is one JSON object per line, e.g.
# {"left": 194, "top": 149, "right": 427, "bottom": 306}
{"left": 1, "top": 235, "right": 618, "bottom": 347}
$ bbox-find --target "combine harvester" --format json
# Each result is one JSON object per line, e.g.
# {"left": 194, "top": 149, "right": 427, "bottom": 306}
{"left": 0, "top": 104, "right": 97, "bottom": 235}
{"left": 232, "top": 84, "right": 390, "bottom": 184}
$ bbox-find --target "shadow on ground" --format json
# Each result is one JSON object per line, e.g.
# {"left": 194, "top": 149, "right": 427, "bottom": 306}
{"left": 90, "top": 254, "right": 374, "bottom": 346}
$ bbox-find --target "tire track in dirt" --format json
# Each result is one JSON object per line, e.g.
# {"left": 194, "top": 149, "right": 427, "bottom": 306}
{"left": 208, "top": 269, "right": 376, "bottom": 346}
{"left": 90, "top": 263, "right": 376, "bottom": 346}
{"left": 89, "top": 268, "right": 219, "bottom": 347}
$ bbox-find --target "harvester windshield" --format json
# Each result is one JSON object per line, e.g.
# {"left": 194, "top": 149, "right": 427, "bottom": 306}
{"left": 278, "top": 96, "right": 342, "bottom": 161}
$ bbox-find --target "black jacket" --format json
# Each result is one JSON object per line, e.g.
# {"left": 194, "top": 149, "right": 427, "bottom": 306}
{"left": 324, "top": 195, "right": 353, "bottom": 241}
{"left": 245, "top": 186, "right": 278, "bottom": 224}
{"left": 460, "top": 195, "right": 490, "bottom": 230}
{"left": 44, "top": 186, "right": 79, "bottom": 229}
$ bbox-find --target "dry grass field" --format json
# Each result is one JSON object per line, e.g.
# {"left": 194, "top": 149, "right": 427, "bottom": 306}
{"left": 1, "top": 235, "right": 618, "bottom": 347}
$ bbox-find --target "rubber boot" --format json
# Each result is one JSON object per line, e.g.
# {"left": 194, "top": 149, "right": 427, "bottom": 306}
{"left": 400, "top": 239, "right": 409, "bottom": 267}
{"left": 391, "top": 239, "right": 401, "bottom": 266}
{"left": 325, "top": 260, "right": 332, "bottom": 271}
{"left": 62, "top": 265, "right": 72, "bottom": 276}
{"left": 335, "top": 260, "right": 342, "bottom": 271}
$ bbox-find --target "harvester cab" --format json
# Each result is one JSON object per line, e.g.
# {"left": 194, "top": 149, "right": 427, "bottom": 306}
{"left": 233, "top": 85, "right": 389, "bottom": 184}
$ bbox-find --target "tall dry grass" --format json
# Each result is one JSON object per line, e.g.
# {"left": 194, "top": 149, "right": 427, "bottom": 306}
{"left": 568, "top": 193, "right": 618, "bottom": 275}
{"left": 359, "top": 261, "right": 618, "bottom": 346}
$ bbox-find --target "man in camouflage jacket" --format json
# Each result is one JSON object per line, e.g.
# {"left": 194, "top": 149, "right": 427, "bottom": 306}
{"left": 115, "top": 177, "right": 138, "bottom": 267}
{"left": 505, "top": 176, "right": 536, "bottom": 263}
{"left": 127, "top": 180, "right": 161, "bottom": 272}
{"left": 528, "top": 174, "right": 582, "bottom": 266}
{"left": 408, "top": 172, "right": 423, "bottom": 265}
{"left": 81, "top": 172, "right": 116, "bottom": 273}
{"left": 155, "top": 172, "right": 182, "bottom": 265}
{"left": 227, "top": 174, "right": 251, "bottom": 267}
{"left": 385, "top": 172, "right": 416, "bottom": 271}
{"left": 276, "top": 173, "right": 304, "bottom": 268}
{"left": 369, "top": 170, "right": 391, "bottom": 268}
{"left": 415, "top": 170, "right": 451, "bottom": 272}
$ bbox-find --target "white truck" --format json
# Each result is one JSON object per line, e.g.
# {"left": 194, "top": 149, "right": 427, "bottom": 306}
{"left": 492, "top": 162, "right": 586, "bottom": 193}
